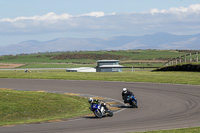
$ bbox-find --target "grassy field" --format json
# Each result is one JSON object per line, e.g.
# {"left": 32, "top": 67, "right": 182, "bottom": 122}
{"left": 0, "top": 50, "right": 194, "bottom": 68}
{"left": 0, "top": 88, "right": 90, "bottom": 126}
{"left": 0, "top": 50, "right": 183, "bottom": 63}
{"left": 0, "top": 70, "right": 200, "bottom": 85}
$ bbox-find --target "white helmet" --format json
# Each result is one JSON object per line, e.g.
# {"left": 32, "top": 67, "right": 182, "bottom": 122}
{"left": 123, "top": 88, "right": 127, "bottom": 93}
{"left": 88, "top": 97, "right": 93, "bottom": 103}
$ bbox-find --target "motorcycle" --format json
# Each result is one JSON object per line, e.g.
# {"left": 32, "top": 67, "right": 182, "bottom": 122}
{"left": 90, "top": 103, "right": 113, "bottom": 118}
{"left": 126, "top": 95, "right": 138, "bottom": 108}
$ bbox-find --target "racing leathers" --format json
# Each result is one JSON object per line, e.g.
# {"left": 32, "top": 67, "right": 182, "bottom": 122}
{"left": 122, "top": 90, "right": 134, "bottom": 103}
{"left": 89, "top": 99, "right": 108, "bottom": 111}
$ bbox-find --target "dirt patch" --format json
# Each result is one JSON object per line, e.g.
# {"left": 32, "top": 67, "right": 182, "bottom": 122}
{"left": 50, "top": 53, "right": 127, "bottom": 60}
{"left": 0, "top": 63, "right": 25, "bottom": 68}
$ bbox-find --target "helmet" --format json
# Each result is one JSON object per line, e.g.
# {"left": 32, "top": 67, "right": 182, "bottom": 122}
{"left": 123, "top": 88, "right": 127, "bottom": 93}
{"left": 88, "top": 97, "right": 93, "bottom": 103}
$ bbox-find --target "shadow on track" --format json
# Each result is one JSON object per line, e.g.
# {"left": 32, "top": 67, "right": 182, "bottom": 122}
{"left": 119, "top": 105, "right": 136, "bottom": 108}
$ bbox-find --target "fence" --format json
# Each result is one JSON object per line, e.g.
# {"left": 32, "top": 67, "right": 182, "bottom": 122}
{"left": 165, "top": 52, "right": 199, "bottom": 66}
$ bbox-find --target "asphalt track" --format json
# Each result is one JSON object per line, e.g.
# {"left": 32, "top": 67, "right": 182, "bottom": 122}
{"left": 0, "top": 79, "right": 200, "bottom": 133}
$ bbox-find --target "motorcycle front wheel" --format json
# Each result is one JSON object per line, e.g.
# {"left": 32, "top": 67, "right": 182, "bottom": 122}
{"left": 93, "top": 109, "right": 103, "bottom": 118}
{"left": 131, "top": 101, "right": 138, "bottom": 108}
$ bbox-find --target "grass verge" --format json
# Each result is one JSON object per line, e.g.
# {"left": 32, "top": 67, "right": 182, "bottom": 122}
{"left": 132, "top": 127, "right": 200, "bottom": 133}
{"left": 17, "top": 63, "right": 95, "bottom": 68}
{"left": 0, "top": 70, "right": 200, "bottom": 85}
{"left": 0, "top": 89, "right": 91, "bottom": 126}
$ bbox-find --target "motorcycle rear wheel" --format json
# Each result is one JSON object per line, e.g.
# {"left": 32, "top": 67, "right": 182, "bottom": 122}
{"left": 107, "top": 110, "right": 113, "bottom": 117}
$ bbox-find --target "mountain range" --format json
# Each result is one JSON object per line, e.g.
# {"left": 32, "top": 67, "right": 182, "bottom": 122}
{"left": 0, "top": 32, "right": 200, "bottom": 55}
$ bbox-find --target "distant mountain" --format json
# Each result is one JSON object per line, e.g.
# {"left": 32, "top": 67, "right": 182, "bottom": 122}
{"left": 0, "top": 32, "right": 200, "bottom": 55}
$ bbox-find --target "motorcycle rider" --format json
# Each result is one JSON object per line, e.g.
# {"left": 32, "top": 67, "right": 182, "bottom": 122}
{"left": 88, "top": 97, "right": 109, "bottom": 111}
{"left": 122, "top": 88, "right": 134, "bottom": 103}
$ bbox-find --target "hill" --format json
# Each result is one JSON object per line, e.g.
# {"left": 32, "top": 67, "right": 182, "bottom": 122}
{"left": 0, "top": 32, "right": 200, "bottom": 55}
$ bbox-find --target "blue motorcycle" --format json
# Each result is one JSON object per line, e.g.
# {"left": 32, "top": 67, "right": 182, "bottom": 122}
{"left": 126, "top": 95, "right": 138, "bottom": 108}
{"left": 90, "top": 103, "right": 113, "bottom": 118}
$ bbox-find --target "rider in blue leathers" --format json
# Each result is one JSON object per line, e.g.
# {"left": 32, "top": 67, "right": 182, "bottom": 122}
{"left": 88, "top": 98, "right": 108, "bottom": 111}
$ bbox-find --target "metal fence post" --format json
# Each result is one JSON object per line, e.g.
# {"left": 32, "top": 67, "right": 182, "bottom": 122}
{"left": 185, "top": 55, "right": 186, "bottom": 63}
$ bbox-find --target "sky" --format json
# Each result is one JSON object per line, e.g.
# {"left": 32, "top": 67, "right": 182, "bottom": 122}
{"left": 0, "top": 0, "right": 200, "bottom": 46}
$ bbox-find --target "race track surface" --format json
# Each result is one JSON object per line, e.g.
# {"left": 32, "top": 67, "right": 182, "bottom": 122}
{"left": 0, "top": 79, "right": 200, "bottom": 133}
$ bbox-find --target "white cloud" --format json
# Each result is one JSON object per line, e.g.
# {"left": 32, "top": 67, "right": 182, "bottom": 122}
{"left": 0, "top": 4, "right": 200, "bottom": 36}
{"left": 78, "top": 12, "right": 105, "bottom": 17}
{"left": 0, "top": 12, "right": 72, "bottom": 22}
{"left": 149, "top": 4, "right": 200, "bottom": 14}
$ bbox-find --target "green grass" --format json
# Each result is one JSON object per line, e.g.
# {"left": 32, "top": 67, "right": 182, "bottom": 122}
{"left": 132, "top": 127, "right": 200, "bottom": 133}
{"left": 0, "top": 89, "right": 91, "bottom": 126}
{"left": 1, "top": 50, "right": 198, "bottom": 68}
{"left": 18, "top": 63, "right": 96, "bottom": 68}
{"left": 121, "top": 62, "right": 164, "bottom": 67}
{"left": 16, "top": 62, "right": 163, "bottom": 68}
{"left": 0, "top": 70, "right": 200, "bottom": 85}
{"left": 0, "top": 50, "right": 189, "bottom": 64}
{"left": 15, "top": 62, "right": 163, "bottom": 68}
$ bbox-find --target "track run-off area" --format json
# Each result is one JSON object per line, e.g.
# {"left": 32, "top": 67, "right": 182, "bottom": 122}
{"left": 0, "top": 79, "right": 200, "bottom": 133}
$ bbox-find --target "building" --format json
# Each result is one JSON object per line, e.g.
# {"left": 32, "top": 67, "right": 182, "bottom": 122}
{"left": 96, "top": 60, "right": 124, "bottom": 72}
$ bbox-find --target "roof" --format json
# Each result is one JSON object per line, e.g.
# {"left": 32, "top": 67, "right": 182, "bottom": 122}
{"left": 99, "top": 65, "right": 124, "bottom": 68}
{"left": 96, "top": 60, "right": 119, "bottom": 62}
{"left": 66, "top": 67, "right": 96, "bottom": 72}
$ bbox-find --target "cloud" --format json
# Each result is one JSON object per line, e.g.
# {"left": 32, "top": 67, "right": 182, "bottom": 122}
{"left": 0, "top": 12, "right": 72, "bottom": 22}
{"left": 0, "top": 4, "right": 200, "bottom": 36}
{"left": 78, "top": 12, "right": 105, "bottom": 17}
{"left": 149, "top": 4, "right": 200, "bottom": 14}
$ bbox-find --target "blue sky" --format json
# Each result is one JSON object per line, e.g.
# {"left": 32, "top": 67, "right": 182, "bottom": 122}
{"left": 0, "top": 0, "right": 200, "bottom": 46}
{"left": 1, "top": 0, "right": 199, "bottom": 18}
